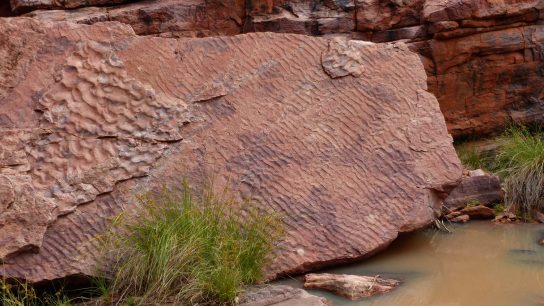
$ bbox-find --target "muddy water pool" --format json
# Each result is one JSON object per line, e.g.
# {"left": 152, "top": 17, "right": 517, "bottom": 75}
{"left": 277, "top": 222, "right": 544, "bottom": 306}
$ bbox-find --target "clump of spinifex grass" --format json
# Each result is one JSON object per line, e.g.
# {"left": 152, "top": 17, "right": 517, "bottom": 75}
{"left": 493, "top": 126, "right": 544, "bottom": 217}
{"left": 101, "top": 180, "right": 284, "bottom": 305}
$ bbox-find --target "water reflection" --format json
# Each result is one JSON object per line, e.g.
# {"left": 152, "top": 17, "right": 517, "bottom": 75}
{"left": 277, "top": 222, "right": 544, "bottom": 306}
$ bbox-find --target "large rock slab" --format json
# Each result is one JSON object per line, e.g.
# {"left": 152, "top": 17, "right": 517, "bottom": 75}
{"left": 0, "top": 17, "right": 461, "bottom": 283}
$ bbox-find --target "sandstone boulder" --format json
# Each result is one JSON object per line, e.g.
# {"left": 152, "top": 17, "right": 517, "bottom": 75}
{"left": 450, "top": 214, "right": 470, "bottom": 223}
{"left": 444, "top": 170, "right": 502, "bottom": 211}
{"left": 240, "top": 285, "right": 331, "bottom": 306}
{"left": 459, "top": 205, "right": 495, "bottom": 219}
{"left": 0, "top": 17, "right": 461, "bottom": 283}
{"left": 493, "top": 212, "right": 520, "bottom": 223}
{"left": 303, "top": 273, "right": 400, "bottom": 300}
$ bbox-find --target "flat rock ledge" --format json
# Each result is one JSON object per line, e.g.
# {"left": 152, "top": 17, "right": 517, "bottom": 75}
{"left": 239, "top": 285, "right": 331, "bottom": 306}
{"left": 303, "top": 273, "right": 400, "bottom": 300}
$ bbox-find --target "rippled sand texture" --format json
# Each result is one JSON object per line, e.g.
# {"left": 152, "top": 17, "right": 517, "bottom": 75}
{"left": 0, "top": 18, "right": 461, "bottom": 282}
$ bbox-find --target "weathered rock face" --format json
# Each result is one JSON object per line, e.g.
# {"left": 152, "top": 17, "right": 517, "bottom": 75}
{"left": 25, "top": 0, "right": 246, "bottom": 37}
{"left": 21, "top": 0, "right": 544, "bottom": 138}
{"left": 444, "top": 169, "right": 502, "bottom": 211}
{"left": 10, "top": 0, "right": 133, "bottom": 13}
{"left": 0, "top": 17, "right": 461, "bottom": 283}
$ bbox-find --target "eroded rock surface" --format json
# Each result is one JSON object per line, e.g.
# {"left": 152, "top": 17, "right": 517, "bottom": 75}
{"left": 20, "top": 0, "right": 544, "bottom": 137}
{"left": 0, "top": 18, "right": 461, "bottom": 283}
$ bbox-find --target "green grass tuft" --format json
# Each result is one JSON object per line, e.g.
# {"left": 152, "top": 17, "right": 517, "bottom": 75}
{"left": 454, "top": 125, "right": 544, "bottom": 219}
{"left": 455, "top": 143, "right": 490, "bottom": 171}
{"left": 493, "top": 203, "right": 505, "bottom": 215}
{"left": 101, "top": 179, "right": 284, "bottom": 305}
{"left": 493, "top": 126, "right": 544, "bottom": 216}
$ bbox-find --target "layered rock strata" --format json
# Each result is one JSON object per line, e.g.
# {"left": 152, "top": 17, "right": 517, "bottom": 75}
{"left": 19, "top": 0, "right": 544, "bottom": 137}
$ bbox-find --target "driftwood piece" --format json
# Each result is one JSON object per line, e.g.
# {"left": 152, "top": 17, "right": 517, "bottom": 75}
{"left": 304, "top": 273, "right": 400, "bottom": 300}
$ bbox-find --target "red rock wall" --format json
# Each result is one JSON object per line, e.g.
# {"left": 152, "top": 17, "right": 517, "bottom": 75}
{"left": 16, "top": 0, "right": 544, "bottom": 138}
{"left": 243, "top": 0, "right": 544, "bottom": 138}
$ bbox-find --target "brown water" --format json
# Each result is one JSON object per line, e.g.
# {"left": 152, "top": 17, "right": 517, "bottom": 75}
{"left": 278, "top": 222, "right": 544, "bottom": 306}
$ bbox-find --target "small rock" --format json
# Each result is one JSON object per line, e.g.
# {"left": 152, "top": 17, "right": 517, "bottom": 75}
{"left": 534, "top": 211, "right": 544, "bottom": 223}
{"left": 239, "top": 285, "right": 331, "bottom": 306}
{"left": 492, "top": 212, "right": 519, "bottom": 224}
{"left": 303, "top": 273, "right": 399, "bottom": 300}
{"left": 493, "top": 214, "right": 505, "bottom": 222}
{"left": 444, "top": 171, "right": 502, "bottom": 211}
{"left": 459, "top": 205, "right": 495, "bottom": 219}
{"left": 468, "top": 169, "right": 486, "bottom": 177}
{"left": 450, "top": 214, "right": 470, "bottom": 223}
{"left": 445, "top": 211, "right": 462, "bottom": 220}
{"left": 539, "top": 238, "right": 544, "bottom": 246}
{"left": 506, "top": 212, "right": 517, "bottom": 219}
